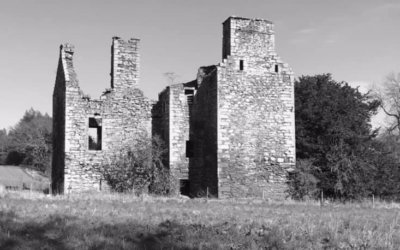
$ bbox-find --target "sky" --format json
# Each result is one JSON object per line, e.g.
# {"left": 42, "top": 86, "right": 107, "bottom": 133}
{"left": 0, "top": 0, "right": 399, "bottom": 130}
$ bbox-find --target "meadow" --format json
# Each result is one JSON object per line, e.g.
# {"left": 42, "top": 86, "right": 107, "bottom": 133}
{"left": 1, "top": 191, "right": 400, "bottom": 249}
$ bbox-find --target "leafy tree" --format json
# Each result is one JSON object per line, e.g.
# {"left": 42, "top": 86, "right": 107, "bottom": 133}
{"left": 367, "top": 139, "right": 400, "bottom": 200}
{"left": 6, "top": 108, "right": 52, "bottom": 174}
{"left": 375, "top": 131, "right": 400, "bottom": 162}
{"left": 293, "top": 74, "right": 380, "bottom": 200}
{"left": 0, "top": 129, "right": 8, "bottom": 164}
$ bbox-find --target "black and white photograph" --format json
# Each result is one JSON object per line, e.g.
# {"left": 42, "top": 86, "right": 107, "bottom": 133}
{"left": 0, "top": 0, "right": 399, "bottom": 249}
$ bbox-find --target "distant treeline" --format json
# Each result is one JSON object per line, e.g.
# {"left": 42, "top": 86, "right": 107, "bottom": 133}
{"left": 0, "top": 108, "right": 52, "bottom": 175}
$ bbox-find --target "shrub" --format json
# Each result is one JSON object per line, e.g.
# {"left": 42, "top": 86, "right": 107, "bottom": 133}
{"left": 100, "top": 134, "right": 174, "bottom": 195}
{"left": 287, "top": 159, "right": 320, "bottom": 200}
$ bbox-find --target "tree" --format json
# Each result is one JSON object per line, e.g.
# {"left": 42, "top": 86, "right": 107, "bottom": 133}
{"left": 99, "top": 133, "right": 176, "bottom": 195}
{"left": 6, "top": 108, "right": 52, "bottom": 174}
{"left": 0, "top": 129, "right": 8, "bottom": 164}
{"left": 293, "top": 74, "right": 381, "bottom": 200}
{"left": 373, "top": 72, "right": 400, "bottom": 134}
{"left": 375, "top": 131, "right": 400, "bottom": 162}
{"left": 367, "top": 138, "right": 400, "bottom": 200}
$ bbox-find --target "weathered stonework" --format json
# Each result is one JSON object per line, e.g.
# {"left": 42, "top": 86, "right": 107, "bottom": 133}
{"left": 152, "top": 82, "right": 196, "bottom": 179}
{"left": 216, "top": 17, "right": 295, "bottom": 198}
{"left": 52, "top": 37, "right": 152, "bottom": 193}
{"left": 53, "top": 16, "right": 295, "bottom": 199}
{"left": 188, "top": 66, "right": 219, "bottom": 197}
{"left": 155, "top": 17, "right": 295, "bottom": 199}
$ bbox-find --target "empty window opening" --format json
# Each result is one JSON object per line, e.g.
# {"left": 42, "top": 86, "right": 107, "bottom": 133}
{"left": 275, "top": 64, "right": 279, "bottom": 73}
{"left": 184, "top": 89, "right": 194, "bottom": 95}
{"left": 179, "top": 179, "right": 190, "bottom": 196}
{"left": 187, "top": 95, "right": 194, "bottom": 105}
{"left": 239, "top": 60, "right": 244, "bottom": 71}
{"left": 185, "top": 88, "right": 195, "bottom": 117}
{"left": 186, "top": 140, "right": 194, "bottom": 158}
{"left": 185, "top": 89, "right": 194, "bottom": 105}
{"left": 88, "top": 117, "right": 102, "bottom": 150}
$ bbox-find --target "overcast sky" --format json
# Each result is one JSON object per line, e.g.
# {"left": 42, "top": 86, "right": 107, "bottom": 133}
{"left": 0, "top": 0, "right": 399, "bottom": 130}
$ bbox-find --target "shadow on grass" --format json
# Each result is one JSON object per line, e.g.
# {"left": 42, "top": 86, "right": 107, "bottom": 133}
{"left": 0, "top": 211, "right": 283, "bottom": 250}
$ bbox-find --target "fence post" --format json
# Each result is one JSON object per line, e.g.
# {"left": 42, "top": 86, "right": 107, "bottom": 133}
{"left": 372, "top": 194, "right": 375, "bottom": 208}
{"left": 320, "top": 190, "right": 324, "bottom": 206}
{"left": 68, "top": 184, "right": 72, "bottom": 199}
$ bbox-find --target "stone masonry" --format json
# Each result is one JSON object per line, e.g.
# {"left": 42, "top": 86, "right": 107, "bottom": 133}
{"left": 152, "top": 81, "right": 196, "bottom": 179}
{"left": 215, "top": 17, "right": 295, "bottom": 198}
{"left": 53, "top": 16, "right": 295, "bottom": 199}
{"left": 52, "top": 37, "right": 152, "bottom": 193}
{"left": 154, "top": 17, "right": 295, "bottom": 199}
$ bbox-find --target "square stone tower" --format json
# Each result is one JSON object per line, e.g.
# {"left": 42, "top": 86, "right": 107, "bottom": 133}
{"left": 188, "top": 17, "right": 295, "bottom": 198}
{"left": 222, "top": 16, "right": 275, "bottom": 60}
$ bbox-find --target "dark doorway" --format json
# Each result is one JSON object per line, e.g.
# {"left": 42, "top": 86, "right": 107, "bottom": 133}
{"left": 179, "top": 179, "right": 190, "bottom": 196}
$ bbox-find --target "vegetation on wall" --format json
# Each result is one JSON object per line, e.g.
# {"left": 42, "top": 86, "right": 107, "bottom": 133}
{"left": 99, "top": 134, "right": 177, "bottom": 195}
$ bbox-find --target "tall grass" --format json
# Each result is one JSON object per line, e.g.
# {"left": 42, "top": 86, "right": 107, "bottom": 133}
{"left": 1, "top": 191, "right": 400, "bottom": 249}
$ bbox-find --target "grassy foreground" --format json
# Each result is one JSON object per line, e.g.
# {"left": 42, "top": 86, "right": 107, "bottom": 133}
{"left": 0, "top": 192, "right": 400, "bottom": 249}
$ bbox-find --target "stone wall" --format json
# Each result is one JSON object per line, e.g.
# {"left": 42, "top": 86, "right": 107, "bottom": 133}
{"left": 53, "top": 16, "right": 295, "bottom": 198}
{"left": 111, "top": 37, "right": 140, "bottom": 90}
{"left": 52, "top": 38, "right": 152, "bottom": 194}
{"left": 155, "top": 17, "right": 295, "bottom": 199}
{"left": 168, "top": 82, "right": 194, "bottom": 179}
{"left": 152, "top": 88, "right": 170, "bottom": 170}
{"left": 222, "top": 17, "right": 275, "bottom": 61}
{"left": 216, "top": 17, "right": 295, "bottom": 199}
{"left": 152, "top": 81, "right": 196, "bottom": 185}
{"left": 189, "top": 66, "right": 219, "bottom": 197}
{"left": 51, "top": 47, "right": 68, "bottom": 193}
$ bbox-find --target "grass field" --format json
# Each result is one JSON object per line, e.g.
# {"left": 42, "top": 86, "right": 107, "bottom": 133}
{"left": 1, "top": 191, "right": 400, "bottom": 249}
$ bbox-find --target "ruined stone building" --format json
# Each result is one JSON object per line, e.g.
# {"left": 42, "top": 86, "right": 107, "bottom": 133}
{"left": 52, "top": 38, "right": 152, "bottom": 193}
{"left": 52, "top": 16, "right": 295, "bottom": 199}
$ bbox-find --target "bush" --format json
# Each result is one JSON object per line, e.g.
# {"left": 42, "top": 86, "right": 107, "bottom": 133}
{"left": 287, "top": 159, "right": 320, "bottom": 200}
{"left": 100, "top": 134, "right": 175, "bottom": 195}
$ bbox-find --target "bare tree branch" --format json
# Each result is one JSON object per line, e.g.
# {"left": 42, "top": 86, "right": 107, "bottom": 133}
{"left": 373, "top": 72, "right": 400, "bottom": 135}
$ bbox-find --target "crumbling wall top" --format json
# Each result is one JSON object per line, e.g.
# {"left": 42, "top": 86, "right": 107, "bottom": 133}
{"left": 61, "top": 43, "right": 75, "bottom": 54}
{"left": 59, "top": 43, "right": 79, "bottom": 86}
{"left": 223, "top": 16, "right": 273, "bottom": 25}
